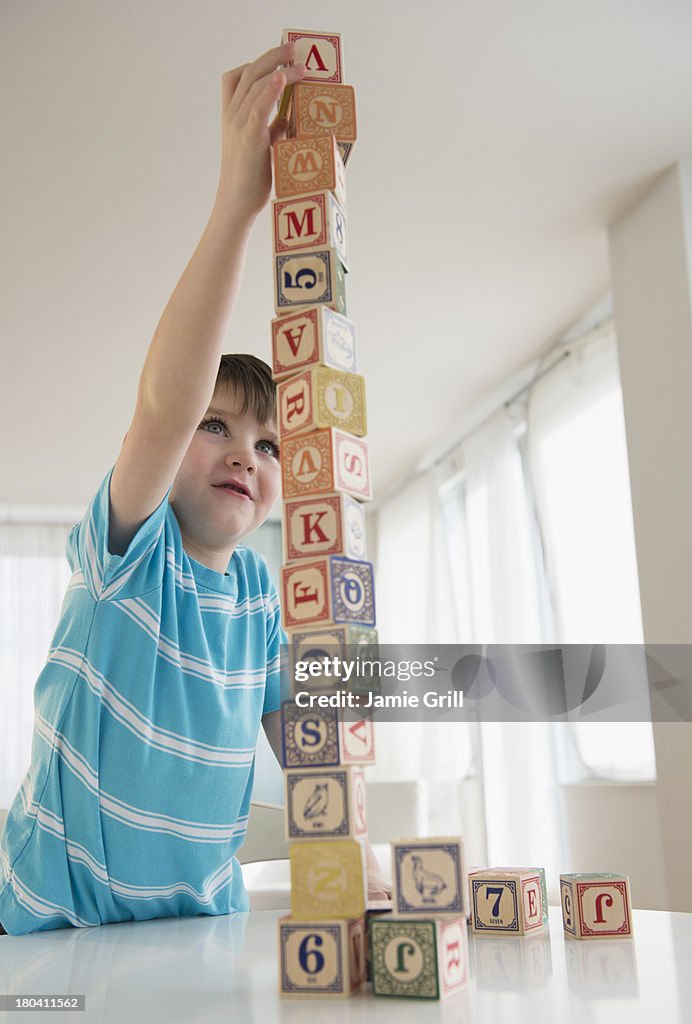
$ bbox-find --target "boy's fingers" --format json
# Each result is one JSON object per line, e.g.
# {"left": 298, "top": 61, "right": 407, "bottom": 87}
{"left": 221, "top": 65, "right": 247, "bottom": 107}
{"left": 233, "top": 42, "right": 296, "bottom": 108}
{"left": 237, "top": 61, "right": 305, "bottom": 135}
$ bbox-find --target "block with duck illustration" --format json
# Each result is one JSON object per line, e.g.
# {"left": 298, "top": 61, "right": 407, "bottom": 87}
{"left": 392, "top": 837, "right": 468, "bottom": 918}
{"left": 284, "top": 765, "right": 368, "bottom": 841}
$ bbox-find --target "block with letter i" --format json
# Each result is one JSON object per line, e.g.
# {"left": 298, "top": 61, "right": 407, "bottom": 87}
{"left": 281, "top": 555, "right": 375, "bottom": 630}
{"left": 278, "top": 366, "right": 366, "bottom": 439}
{"left": 279, "top": 916, "right": 366, "bottom": 998}
{"left": 369, "top": 915, "right": 469, "bottom": 999}
{"left": 273, "top": 135, "right": 347, "bottom": 208}
{"left": 272, "top": 306, "right": 356, "bottom": 381}
{"left": 392, "top": 837, "right": 469, "bottom": 919}
{"left": 273, "top": 191, "right": 348, "bottom": 269}
{"left": 560, "top": 873, "right": 633, "bottom": 939}
{"left": 469, "top": 869, "right": 545, "bottom": 935}
{"left": 281, "top": 428, "right": 372, "bottom": 501}
{"left": 290, "top": 838, "right": 367, "bottom": 921}
{"left": 280, "top": 701, "right": 376, "bottom": 768}
{"left": 284, "top": 765, "right": 367, "bottom": 841}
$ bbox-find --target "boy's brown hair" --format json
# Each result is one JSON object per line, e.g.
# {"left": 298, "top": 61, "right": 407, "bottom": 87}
{"left": 215, "top": 353, "right": 276, "bottom": 425}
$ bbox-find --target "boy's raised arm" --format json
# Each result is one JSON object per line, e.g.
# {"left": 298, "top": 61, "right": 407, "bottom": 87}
{"left": 109, "top": 44, "right": 304, "bottom": 555}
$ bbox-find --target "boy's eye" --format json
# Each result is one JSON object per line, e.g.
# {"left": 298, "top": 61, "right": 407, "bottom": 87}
{"left": 257, "top": 439, "right": 280, "bottom": 459}
{"left": 200, "top": 417, "right": 227, "bottom": 435}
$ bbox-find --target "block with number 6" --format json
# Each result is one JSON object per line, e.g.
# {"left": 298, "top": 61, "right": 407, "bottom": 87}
{"left": 279, "top": 916, "right": 365, "bottom": 999}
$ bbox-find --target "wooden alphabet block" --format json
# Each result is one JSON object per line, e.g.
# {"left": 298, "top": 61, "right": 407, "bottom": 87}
{"left": 283, "top": 493, "right": 367, "bottom": 563}
{"left": 284, "top": 765, "right": 367, "bottom": 841}
{"left": 281, "top": 556, "right": 375, "bottom": 629}
{"left": 560, "top": 873, "right": 633, "bottom": 939}
{"left": 278, "top": 367, "right": 366, "bottom": 439}
{"left": 281, "top": 29, "right": 344, "bottom": 83}
{"left": 272, "top": 306, "right": 356, "bottom": 381}
{"left": 278, "top": 916, "right": 365, "bottom": 999}
{"left": 279, "top": 700, "right": 376, "bottom": 767}
{"left": 369, "top": 916, "right": 469, "bottom": 999}
{"left": 288, "top": 83, "right": 357, "bottom": 163}
{"left": 469, "top": 869, "right": 544, "bottom": 935}
{"left": 495, "top": 865, "right": 549, "bottom": 925}
{"left": 273, "top": 135, "right": 347, "bottom": 209}
{"left": 392, "top": 837, "right": 468, "bottom": 918}
{"left": 290, "top": 838, "right": 367, "bottom": 920}
{"left": 281, "top": 428, "right": 372, "bottom": 501}
{"left": 274, "top": 247, "right": 346, "bottom": 316}
{"left": 283, "top": 624, "right": 379, "bottom": 696}
{"left": 336, "top": 140, "right": 354, "bottom": 166}
{"left": 273, "top": 191, "right": 348, "bottom": 269}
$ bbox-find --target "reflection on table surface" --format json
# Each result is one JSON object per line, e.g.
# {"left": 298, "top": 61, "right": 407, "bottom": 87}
{"left": 0, "top": 908, "right": 689, "bottom": 1024}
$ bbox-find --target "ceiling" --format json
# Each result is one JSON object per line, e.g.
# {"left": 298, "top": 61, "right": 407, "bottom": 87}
{"left": 2, "top": 0, "right": 692, "bottom": 511}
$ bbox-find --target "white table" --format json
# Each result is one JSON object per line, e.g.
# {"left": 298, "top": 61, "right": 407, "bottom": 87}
{"left": 1, "top": 907, "right": 690, "bottom": 1023}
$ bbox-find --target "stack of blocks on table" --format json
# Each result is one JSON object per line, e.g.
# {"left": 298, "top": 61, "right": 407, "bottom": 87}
{"left": 270, "top": 29, "right": 377, "bottom": 694}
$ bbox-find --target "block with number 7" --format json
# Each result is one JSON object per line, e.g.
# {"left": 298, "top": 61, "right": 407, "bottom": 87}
{"left": 469, "top": 869, "right": 545, "bottom": 935}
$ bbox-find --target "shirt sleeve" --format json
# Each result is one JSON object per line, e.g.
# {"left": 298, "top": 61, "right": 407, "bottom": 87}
{"left": 67, "top": 466, "right": 171, "bottom": 601}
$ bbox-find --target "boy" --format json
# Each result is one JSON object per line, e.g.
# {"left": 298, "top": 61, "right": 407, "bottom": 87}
{"left": 0, "top": 43, "right": 387, "bottom": 936}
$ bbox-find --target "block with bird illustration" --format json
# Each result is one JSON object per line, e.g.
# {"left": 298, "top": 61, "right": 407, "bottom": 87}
{"left": 392, "top": 837, "right": 469, "bottom": 918}
{"left": 284, "top": 764, "right": 367, "bottom": 841}
{"left": 281, "top": 427, "right": 372, "bottom": 502}
{"left": 469, "top": 869, "right": 545, "bottom": 935}
{"left": 290, "top": 838, "right": 367, "bottom": 921}
{"left": 280, "top": 701, "right": 376, "bottom": 768}
{"left": 277, "top": 366, "right": 366, "bottom": 439}
{"left": 272, "top": 305, "right": 356, "bottom": 381}
{"left": 369, "top": 915, "right": 469, "bottom": 999}
{"left": 278, "top": 914, "right": 366, "bottom": 999}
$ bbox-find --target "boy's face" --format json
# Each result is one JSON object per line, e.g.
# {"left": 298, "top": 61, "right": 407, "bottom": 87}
{"left": 169, "top": 384, "right": 281, "bottom": 571}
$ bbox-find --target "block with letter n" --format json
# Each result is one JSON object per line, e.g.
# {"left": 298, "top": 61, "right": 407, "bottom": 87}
{"left": 393, "top": 837, "right": 469, "bottom": 919}
{"left": 278, "top": 915, "right": 365, "bottom": 999}
{"left": 469, "top": 869, "right": 545, "bottom": 935}
{"left": 560, "top": 873, "right": 633, "bottom": 939}
{"left": 274, "top": 247, "right": 346, "bottom": 316}
{"left": 272, "top": 306, "right": 356, "bottom": 381}
{"left": 281, "top": 555, "right": 375, "bottom": 630}
{"left": 273, "top": 190, "right": 348, "bottom": 268}
{"left": 369, "top": 916, "right": 469, "bottom": 999}
{"left": 281, "top": 428, "right": 372, "bottom": 501}
{"left": 288, "top": 83, "right": 357, "bottom": 167}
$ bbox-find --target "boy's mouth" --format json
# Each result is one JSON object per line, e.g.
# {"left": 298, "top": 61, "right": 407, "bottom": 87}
{"left": 213, "top": 479, "right": 253, "bottom": 500}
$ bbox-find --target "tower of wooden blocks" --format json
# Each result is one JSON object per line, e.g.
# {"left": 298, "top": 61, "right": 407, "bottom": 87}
{"left": 272, "top": 30, "right": 378, "bottom": 999}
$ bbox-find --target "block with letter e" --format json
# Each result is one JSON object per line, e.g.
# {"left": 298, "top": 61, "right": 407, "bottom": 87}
{"left": 290, "top": 838, "right": 367, "bottom": 921}
{"left": 278, "top": 367, "right": 366, "bottom": 439}
{"left": 284, "top": 765, "right": 367, "bottom": 841}
{"left": 469, "top": 869, "right": 544, "bottom": 935}
{"left": 369, "top": 915, "right": 469, "bottom": 1000}
{"left": 393, "top": 837, "right": 469, "bottom": 919}
{"left": 283, "top": 493, "right": 367, "bottom": 563}
{"left": 560, "top": 873, "right": 633, "bottom": 939}
{"left": 273, "top": 191, "right": 348, "bottom": 269}
{"left": 273, "top": 135, "right": 346, "bottom": 208}
{"left": 274, "top": 247, "right": 346, "bottom": 316}
{"left": 281, "top": 556, "right": 375, "bottom": 630}
{"left": 279, "top": 700, "right": 375, "bottom": 767}
{"left": 281, "top": 428, "right": 372, "bottom": 501}
{"left": 272, "top": 306, "right": 356, "bottom": 381}
{"left": 288, "top": 83, "right": 357, "bottom": 167}
{"left": 278, "top": 915, "right": 365, "bottom": 999}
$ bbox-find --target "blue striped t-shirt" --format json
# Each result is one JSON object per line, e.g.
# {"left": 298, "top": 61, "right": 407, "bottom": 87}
{"left": 0, "top": 468, "right": 283, "bottom": 935}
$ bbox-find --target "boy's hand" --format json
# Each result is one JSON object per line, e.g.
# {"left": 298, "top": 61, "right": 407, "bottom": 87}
{"left": 215, "top": 43, "right": 305, "bottom": 221}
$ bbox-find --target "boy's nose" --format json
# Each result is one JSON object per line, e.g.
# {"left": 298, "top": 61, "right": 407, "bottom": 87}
{"left": 225, "top": 448, "right": 256, "bottom": 473}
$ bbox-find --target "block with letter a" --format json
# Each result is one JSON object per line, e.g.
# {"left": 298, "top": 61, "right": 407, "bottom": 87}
{"left": 278, "top": 915, "right": 366, "bottom": 999}
{"left": 274, "top": 247, "right": 347, "bottom": 316}
{"left": 281, "top": 428, "right": 372, "bottom": 501}
{"left": 278, "top": 366, "right": 366, "bottom": 439}
{"left": 283, "top": 493, "right": 366, "bottom": 562}
{"left": 273, "top": 191, "right": 348, "bottom": 269}
{"left": 369, "top": 916, "right": 469, "bottom": 1000}
{"left": 288, "top": 83, "right": 357, "bottom": 166}
{"left": 280, "top": 555, "right": 375, "bottom": 630}
{"left": 273, "top": 135, "right": 347, "bottom": 208}
{"left": 560, "top": 873, "right": 633, "bottom": 939}
{"left": 272, "top": 306, "right": 356, "bottom": 381}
